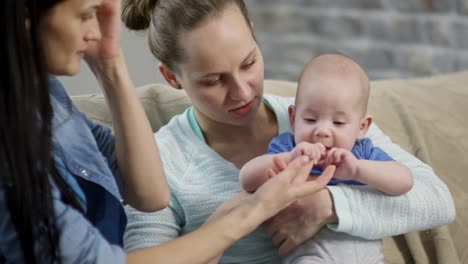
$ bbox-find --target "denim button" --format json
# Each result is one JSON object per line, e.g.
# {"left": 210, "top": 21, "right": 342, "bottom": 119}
{"left": 81, "top": 169, "right": 88, "bottom": 176}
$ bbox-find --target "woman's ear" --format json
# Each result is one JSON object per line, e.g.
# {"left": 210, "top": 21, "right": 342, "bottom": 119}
{"left": 358, "top": 114, "right": 373, "bottom": 138}
{"left": 159, "top": 64, "right": 182, "bottom": 89}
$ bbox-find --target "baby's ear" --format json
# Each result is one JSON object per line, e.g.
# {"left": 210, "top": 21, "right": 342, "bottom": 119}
{"left": 358, "top": 115, "right": 373, "bottom": 138}
{"left": 288, "top": 105, "right": 296, "bottom": 131}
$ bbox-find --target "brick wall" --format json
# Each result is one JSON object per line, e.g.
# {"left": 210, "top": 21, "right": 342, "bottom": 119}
{"left": 246, "top": 0, "right": 468, "bottom": 81}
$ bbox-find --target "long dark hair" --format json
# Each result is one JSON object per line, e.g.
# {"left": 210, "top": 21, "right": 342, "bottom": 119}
{"left": 0, "top": 0, "right": 82, "bottom": 262}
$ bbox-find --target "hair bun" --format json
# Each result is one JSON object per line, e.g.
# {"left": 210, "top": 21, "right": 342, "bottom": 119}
{"left": 121, "top": 0, "right": 158, "bottom": 30}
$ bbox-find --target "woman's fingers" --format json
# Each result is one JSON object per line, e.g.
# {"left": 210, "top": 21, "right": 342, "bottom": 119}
{"left": 272, "top": 230, "right": 286, "bottom": 246}
{"left": 265, "top": 204, "right": 298, "bottom": 237}
{"left": 254, "top": 156, "right": 333, "bottom": 224}
{"left": 253, "top": 156, "right": 312, "bottom": 215}
{"left": 272, "top": 155, "right": 313, "bottom": 185}
{"left": 278, "top": 238, "right": 299, "bottom": 256}
{"left": 293, "top": 156, "right": 314, "bottom": 185}
{"left": 271, "top": 155, "right": 333, "bottom": 197}
{"left": 85, "top": 0, "right": 122, "bottom": 62}
{"left": 266, "top": 168, "right": 276, "bottom": 180}
{"left": 272, "top": 155, "right": 288, "bottom": 172}
{"left": 294, "top": 165, "right": 335, "bottom": 198}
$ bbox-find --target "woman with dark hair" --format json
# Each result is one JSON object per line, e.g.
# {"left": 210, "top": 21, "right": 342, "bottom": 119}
{"left": 0, "top": 0, "right": 170, "bottom": 262}
{"left": 0, "top": 0, "right": 331, "bottom": 262}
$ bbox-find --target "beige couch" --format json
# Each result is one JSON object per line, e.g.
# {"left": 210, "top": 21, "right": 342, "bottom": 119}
{"left": 72, "top": 71, "right": 468, "bottom": 263}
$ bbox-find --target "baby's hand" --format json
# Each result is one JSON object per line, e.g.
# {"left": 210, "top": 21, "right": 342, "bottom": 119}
{"left": 322, "top": 148, "right": 359, "bottom": 181}
{"left": 291, "top": 142, "right": 326, "bottom": 163}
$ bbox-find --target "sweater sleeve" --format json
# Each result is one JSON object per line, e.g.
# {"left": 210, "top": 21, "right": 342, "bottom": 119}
{"left": 327, "top": 123, "right": 456, "bottom": 239}
{"left": 124, "top": 191, "right": 185, "bottom": 252}
{"left": 124, "top": 126, "right": 187, "bottom": 252}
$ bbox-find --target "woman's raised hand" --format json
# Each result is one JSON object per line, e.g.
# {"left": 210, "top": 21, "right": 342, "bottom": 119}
{"left": 85, "top": 0, "right": 122, "bottom": 66}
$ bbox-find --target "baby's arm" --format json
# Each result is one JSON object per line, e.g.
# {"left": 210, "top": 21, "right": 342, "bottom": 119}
{"left": 324, "top": 148, "right": 413, "bottom": 196}
{"left": 240, "top": 152, "right": 291, "bottom": 193}
{"left": 355, "top": 160, "right": 413, "bottom": 196}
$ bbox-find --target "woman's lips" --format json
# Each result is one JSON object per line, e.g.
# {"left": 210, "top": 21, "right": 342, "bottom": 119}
{"left": 229, "top": 99, "right": 256, "bottom": 117}
{"left": 77, "top": 51, "right": 86, "bottom": 59}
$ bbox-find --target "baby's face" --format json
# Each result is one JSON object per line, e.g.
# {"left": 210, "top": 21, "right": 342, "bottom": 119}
{"left": 291, "top": 76, "right": 366, "bottom": 151}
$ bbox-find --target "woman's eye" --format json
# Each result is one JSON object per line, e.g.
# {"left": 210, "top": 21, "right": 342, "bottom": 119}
{"left": 80, "top": 12, "right": 96, "bottom": 22}
{"left": 202, "top": 78, "right": 222, "bottom": 86}
{"left": 241, "top": 60, "right": 256, "bottom": 70}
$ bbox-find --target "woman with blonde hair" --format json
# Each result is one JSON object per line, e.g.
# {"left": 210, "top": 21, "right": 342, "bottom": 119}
{"left": 122, "top": 0, "right": 455, "bottom": 263}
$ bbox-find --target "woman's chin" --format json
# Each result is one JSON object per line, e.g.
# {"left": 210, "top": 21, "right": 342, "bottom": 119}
{"left": 48, "top": 64, "right": 80, "bottom": 77}
{"left": 48, "top": 59, "right": 81, "bottom": 76}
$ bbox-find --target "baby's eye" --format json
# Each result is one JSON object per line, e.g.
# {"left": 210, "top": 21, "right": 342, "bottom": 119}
{"left": 304, "top": 118, "right": 316, "bottom": 123}
{"left": 334, "top": 121, "right": 345, "bottom": 126}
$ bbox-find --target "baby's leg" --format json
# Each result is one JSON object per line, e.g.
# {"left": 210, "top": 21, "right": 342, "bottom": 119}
{"left": 282, "top": 228, "right": 383, "bottom": 264}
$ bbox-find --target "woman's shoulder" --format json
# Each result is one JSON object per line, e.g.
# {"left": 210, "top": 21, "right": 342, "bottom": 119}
{"left": 264, "top": 94, "right": 294, "bottom": 107}
{"left": 155, "top": 112, "right": 192, "bottom": 152}
{"left": 153, "top": 110, "right": 210, "bottom": 181}
{"left": 263, "top": 95, "right": 294, "bottom": 134}
{"left": 263, "top": 94, "right": 294, "bottom": 118}
{"left": 155, "top": 110, "right": 189, "bottom": 138}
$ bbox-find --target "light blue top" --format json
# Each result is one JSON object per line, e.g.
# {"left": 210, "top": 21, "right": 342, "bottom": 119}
{"left": 187, "top": 107, "right": 206, "bottom": 142}
{"left": 187, "top": 98, "right": 273, "bottom": 143}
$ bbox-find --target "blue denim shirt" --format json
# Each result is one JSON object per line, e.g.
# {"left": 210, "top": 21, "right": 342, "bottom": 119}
{"left": 0, "top": 77, "right": 126, "bottom": 263}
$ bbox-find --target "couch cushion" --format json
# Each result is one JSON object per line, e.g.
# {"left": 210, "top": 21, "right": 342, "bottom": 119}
{"left": 369, "top": 73, "right": 468, "bottom": 263}
{"left": 72, "top": 84, "right": 190, "bottom": 132}
{"left": 72, "top": 71, "right": 468, "bottom": 263}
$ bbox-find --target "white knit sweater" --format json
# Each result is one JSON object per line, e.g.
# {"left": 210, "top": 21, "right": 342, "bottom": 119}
{"left": 124, "top": 95, "right": 455, "bottom": 264}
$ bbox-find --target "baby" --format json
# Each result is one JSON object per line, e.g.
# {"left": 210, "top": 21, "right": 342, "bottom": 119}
{"left": 240, "top": 53, "right": 413, "bottom": 263}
